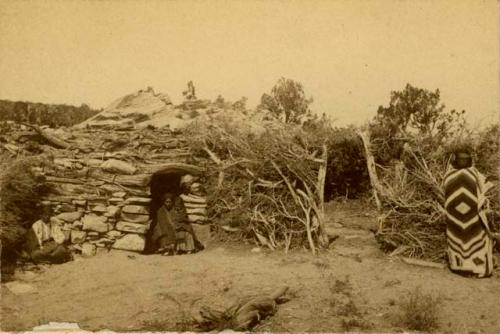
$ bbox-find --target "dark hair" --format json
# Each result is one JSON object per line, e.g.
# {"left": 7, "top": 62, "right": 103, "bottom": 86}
{"left": 161, "top": 192, "right": 175, "bottom": 201}
{"left": 452, "top": 151, "right": 473, "bottom": 169}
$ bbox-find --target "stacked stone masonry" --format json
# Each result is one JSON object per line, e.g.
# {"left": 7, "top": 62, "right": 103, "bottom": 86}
{"left": 36, "top": 127, "right": 208, "bottom": 256}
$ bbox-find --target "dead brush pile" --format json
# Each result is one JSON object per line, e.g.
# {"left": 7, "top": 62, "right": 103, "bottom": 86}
{"left": 184, "top": 115, "right": 331, "bottom": 253}
{"left": 366, "top": 129, "right": 500, "bottom": 262}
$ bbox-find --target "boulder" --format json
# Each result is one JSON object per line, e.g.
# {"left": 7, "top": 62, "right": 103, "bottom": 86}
{"left": 116, "top": 221, "right": 149, "bottom": 234}
{"left": 71, "top": 230, "right": 87, "bottom": 244}
{"left": 112, "top": 234, "right": 145, "bottom": 252}
{"left": 81, "top": 243, "right": 97, "bottom": 257}
{"left": 121, "top": 205, "right": 149, "bottom": 215}
{"left": 56, "top": 211, "right": 83, "bottom": 223}
{"left": 82, "top": 214, "right": 108, "bottom": 233}
{"left": 120, "top": 212, "right": 150, "bottom": 224}
{"left": 100, "top": 159, "right": 137, "bottom": 175}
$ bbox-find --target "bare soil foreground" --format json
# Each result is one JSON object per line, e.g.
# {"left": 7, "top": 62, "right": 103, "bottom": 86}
{"left": 2, "top": 202, "right": 500, "bottom": 333}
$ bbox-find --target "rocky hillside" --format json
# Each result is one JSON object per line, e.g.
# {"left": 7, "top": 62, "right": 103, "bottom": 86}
{"left": 75, "top": 86, "right": 268, "bottom": 132}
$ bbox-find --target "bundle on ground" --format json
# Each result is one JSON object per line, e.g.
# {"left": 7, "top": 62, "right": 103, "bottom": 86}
{"left": 195, "top": 286, "right": 289, "bottom": 331}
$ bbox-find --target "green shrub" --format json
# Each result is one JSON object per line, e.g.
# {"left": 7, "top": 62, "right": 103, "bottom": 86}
{"left": 0, "top": 155, "right": 53, "bottom": 280}
{"left": 475, "top": 124, "right": 500, "bottom": 177}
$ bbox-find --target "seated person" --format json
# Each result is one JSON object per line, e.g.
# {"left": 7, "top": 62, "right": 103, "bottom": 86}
{"left": 24, "top": 207, "right": 72, "bottom": 264}
{"left": 151, "top": 193, "right": 202, "bottom": 256}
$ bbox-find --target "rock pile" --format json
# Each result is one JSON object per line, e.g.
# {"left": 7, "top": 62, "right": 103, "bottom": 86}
{"left": 45, "top": 193, "right": 152, "bottom": 254}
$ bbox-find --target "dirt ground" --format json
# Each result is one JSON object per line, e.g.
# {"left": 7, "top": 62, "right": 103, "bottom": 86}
{"left": 2, "top": 201, "right": 500, "bottom": 333}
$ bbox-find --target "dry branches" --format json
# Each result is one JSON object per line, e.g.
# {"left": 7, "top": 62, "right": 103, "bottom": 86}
{"left": 184, "top": 117, "right": 330, "bottom": 253}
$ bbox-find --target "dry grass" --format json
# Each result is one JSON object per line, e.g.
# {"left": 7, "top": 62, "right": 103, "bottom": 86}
{"left": 323, "top": 274, "right": 373, "bottom": 331}
{"left": 397, "top": 286, "right": 442, "bottom": 332}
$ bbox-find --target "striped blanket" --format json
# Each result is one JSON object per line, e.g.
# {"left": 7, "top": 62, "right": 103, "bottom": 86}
{"left": 443, "top": 166, "right": 494, "bottom": 278}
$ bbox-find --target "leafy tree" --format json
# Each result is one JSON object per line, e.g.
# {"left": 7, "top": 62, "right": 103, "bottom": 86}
{"left": 0, "top": 100, "right": 100, "bottom": 127}
{"left": 233, "top": 96, "right": 248, "bottom": 111}
{"left": 13, "top": 101, "right": 28, "bottom": 123}
{"left": 371, "top": 84, "right": 467, "bottom": 164}
{"left": 259, "top": 77, "right": 313, "bottom": 124}
{"left": 373, "top": 83, "right": 465, "bottom": 139}
{"left": 215, "top": 95, "right": 225, "bottom": 107}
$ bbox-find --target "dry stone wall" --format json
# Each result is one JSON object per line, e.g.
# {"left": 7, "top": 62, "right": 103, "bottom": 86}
{"left": 36, "top": 127, "right": 207, "bottom": 256}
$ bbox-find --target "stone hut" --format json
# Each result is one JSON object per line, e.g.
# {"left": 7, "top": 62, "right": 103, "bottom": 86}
{"left": 35, "top": 125, "right": 209, "bottom": 257}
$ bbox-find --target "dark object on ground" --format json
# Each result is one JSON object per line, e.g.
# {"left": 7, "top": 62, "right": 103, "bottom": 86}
{"left": 195, "top": 286, "right": 289, "bottom": 331}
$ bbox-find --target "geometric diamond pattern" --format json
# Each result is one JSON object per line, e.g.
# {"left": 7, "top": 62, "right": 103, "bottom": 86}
{"left": 455, "top": 202, "right": 471, "bottom": 215}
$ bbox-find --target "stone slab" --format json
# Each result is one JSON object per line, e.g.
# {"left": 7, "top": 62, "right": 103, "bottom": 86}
{"left": 120, "top": 212, "right": 150, "bottom": 224}
{"left": 109, "top": 197, "right": 125, "bottom": 205}
{"left": 112, "top": 234, "right": 145, "bottom": 252}
{"left": 91, "top": 205, "right": 108, "bottom": 213}
{"left": 116, "top": 221, "right": 149, "bottom": 234}
{"left": 106, "top": 230, "right": 124, "bottom": 239}
{"left": 121, "top": 205, "right": 149, "bottom": 215}
{"left": 125, "top": 197, "right": 152, "bottom": 205}
{"left": 71, "top": 230, "right": 87, "bottom": 244}
{"left": 81, "top": 243, "right": 97, "bottom": 257}
{"left": 104, "top": 205, "right": 121, "bottom": 218}
{"left": 5, "top": 282, "right": 36, "bottom": 295}
{"left": 82, "top": 214, "right": 108, "bottom": 233}
{"left": 72, "top": 199, "right": 87, "bottom": 206}
{"left": 55, "top": 211, "right": 83, "bottom": 223}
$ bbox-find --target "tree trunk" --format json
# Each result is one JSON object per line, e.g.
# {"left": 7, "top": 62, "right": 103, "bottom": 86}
{"left": 358, "top": 130, "right": 383, "bottom": 211}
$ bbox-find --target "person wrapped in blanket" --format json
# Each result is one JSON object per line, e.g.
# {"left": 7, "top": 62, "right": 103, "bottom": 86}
{"left": 23, "top": 206, "right": 72, "bottom": 264}
{"left": 151, "top": 192, "right": 203, "bottom": 256}
{"left": 443, "top": 148, "right": 496, "bottom": 278}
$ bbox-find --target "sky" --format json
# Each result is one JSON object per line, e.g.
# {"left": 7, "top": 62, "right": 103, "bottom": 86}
{"left": 0, "top": 0, "right": 498, "bottom": 126}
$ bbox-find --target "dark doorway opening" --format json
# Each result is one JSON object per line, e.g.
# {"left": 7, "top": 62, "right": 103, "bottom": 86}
{"left": 144, "top": 164, "right": 204, "bottom": 254}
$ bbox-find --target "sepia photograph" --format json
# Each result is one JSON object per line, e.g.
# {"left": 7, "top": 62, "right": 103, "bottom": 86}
{"left": 0, "top": 0, "right": 499, "bottom": 332}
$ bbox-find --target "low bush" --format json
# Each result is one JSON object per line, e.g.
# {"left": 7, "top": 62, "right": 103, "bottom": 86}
{"left": 0, "top": 155, "right": 53, "bottom": 280}
{"left": 397, "top": 287, "right": 442, "bottom": 332}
